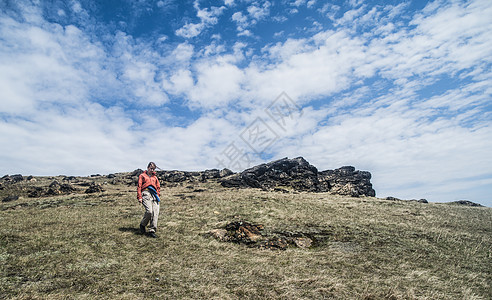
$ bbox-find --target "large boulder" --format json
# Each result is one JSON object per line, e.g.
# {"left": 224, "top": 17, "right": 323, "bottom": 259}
{"left": 46, "top": 181, "right": 77, "bottom": 196}
{"left": 221, "top": 157, "right": 320, "bottom": 192}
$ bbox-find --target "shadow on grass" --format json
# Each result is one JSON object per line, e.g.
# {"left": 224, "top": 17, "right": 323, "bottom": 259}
{"left": 118, "top": 227, "right": 141, "bottom": 235}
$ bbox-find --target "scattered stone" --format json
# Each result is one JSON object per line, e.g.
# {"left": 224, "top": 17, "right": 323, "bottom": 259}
{"left": 385, "top": 197, "right": 428, "bottom": 204}
{"left": 156, "top": 168, "right": 233, "bottom": 184}
{"left": 209, "top": 221, "right": 316, "bottom": 250}
{"left": 257, "top": 238, "right": 289, "bottom": 250}
{"left": 224, "top": 221, "right": 264, "bottom": 244}
{"left": 209, "top": 229, "right": 228, "bottom": 241}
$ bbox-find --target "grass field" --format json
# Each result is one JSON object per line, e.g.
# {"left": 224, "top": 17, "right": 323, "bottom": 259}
{"left": 1, "top": 176, "right": 491, "bottom": 299}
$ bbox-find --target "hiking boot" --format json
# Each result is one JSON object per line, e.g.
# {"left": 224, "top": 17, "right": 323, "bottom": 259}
{"left": 139, "top": 224, "right": 146, "bottom": 234}
{"left": 148, "top": 232, "right": 158, "bottom": 238}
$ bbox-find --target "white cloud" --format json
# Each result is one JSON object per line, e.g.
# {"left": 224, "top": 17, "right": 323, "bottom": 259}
{"left": 319, "top": 3, "right": 340, "bottom": 21}
{"left": 165, "top": 69, "right": 194, "bottom": 95}
{"left": 175, "top": 0, "right": 225, "bottom": 39}
{"left": 231, "top": 1, "right": 271, "bottom": 36}
{"left": 334, "top": 5, "right": 366, "bottom": 27}
{"left": 307, "top": 0, "right": 316, "bottom": 8}
{"left": 71, "top": 1, "right": 83, "bottom": 14}
{"left": 232, "top": 11, "right": 249, "bottom": 35}
{"left": 0, "top": 17, "right": 110, "bottom": 113}
{"left": 247, "top": 1, "right": 271, "bottom": 20}
{"left": 0, "top": 103, "right": 140, "bottom": 175}
{"left": 176, "top": 22, "right": 205, "bottom": 39}
{"left": 292, "top": 0, "right": 306, "bottom": 7}
{"left": 171, "top": 42, "right": 194, "bottom": 63}
{"left": 188, "top": 60, "right": 245, "bottom": 108}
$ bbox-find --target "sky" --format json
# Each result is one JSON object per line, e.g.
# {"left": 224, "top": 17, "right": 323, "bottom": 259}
{"left": 1, "top": 0, "right": 491, "bottom": 206}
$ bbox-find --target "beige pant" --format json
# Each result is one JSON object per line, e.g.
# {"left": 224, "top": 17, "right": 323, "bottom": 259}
{"left": 140, "top": 190, "right": 160, "bottom": 233}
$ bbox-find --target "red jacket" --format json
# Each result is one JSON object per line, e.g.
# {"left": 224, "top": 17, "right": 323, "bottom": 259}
{"left": 137, "top": 171, "right": 161, "bottom": 200}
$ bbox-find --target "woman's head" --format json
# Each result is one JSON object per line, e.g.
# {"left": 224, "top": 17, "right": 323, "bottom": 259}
{"left": 147, "top": 162, "right": 157, "bottom": 171}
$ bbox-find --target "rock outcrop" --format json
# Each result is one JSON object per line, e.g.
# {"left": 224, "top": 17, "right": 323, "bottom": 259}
{"left": 447, "top": 200, "right": 483, "bottom": 207}
{"left": 220, "top": 157, "right": 376, "bottom": 197}
{"left": 318, "top": 166, "right": 375, "bottom": 197}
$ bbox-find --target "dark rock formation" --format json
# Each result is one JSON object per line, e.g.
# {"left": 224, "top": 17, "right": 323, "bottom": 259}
{"left": 28, "top": 187, "right": 44, "bottom": 198}
{"left": 2, "top": 195, "right": 19, "bottom": 202}
{"left": 85, "top": 182, "right": 104, "bottom": 193}
{"left": 131, "top": 169, "right": 144, "bottom": 177}
{"left": 220, "top": 157, "right": 319, "bottom": 191}
{"left": 318, "top": 166, "right": 375, "bottom": 197}
{"left": 220, "top": 157, "right": 376, "bottom": 197}
{"left": 156, "top": 169, "right": 233, "bottom": 184}
{"left": 1, "top": 174, "right": 24, "bottom": 184}
{"left": 447, "top": 200, "right": 483, "bottom": 207}
{"left": 46, "top": 181, "right": 77, "bottom": 196}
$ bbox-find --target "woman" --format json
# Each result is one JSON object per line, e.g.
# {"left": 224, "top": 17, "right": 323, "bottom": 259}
{"left": 137, "top": 162, "right": 161, "bottom": 238}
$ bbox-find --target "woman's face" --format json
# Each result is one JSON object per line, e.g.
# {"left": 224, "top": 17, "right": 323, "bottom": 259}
{"left": 147, "top": 165, "right": 155, "bottom": 173}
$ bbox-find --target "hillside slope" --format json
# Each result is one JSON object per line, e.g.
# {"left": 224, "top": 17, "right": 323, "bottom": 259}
{"left": 0, "top": 174, "right": 491, "bottom": 299}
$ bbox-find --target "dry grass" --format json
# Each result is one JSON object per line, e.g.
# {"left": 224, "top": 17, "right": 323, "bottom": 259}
{"left": 1, "top": 178, "right": 491, "bottom": 299}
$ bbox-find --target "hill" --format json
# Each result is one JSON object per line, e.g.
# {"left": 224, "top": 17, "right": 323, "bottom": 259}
{"left": 0, "top": 162, "right": 491, "bottom": 299}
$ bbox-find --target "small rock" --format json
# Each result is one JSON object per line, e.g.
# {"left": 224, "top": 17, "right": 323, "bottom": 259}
{"left": 85, "top": 183, "right": 104, "bottom": 193}
{"left": 257, "top": 238, "right": 289, "bottom": 250}
{"left": 209, "top": 229, "right": 228, "bottom": 241}
{"left": 293, "top": 237, "right": 313, "bottom": 249}
{"left": 2, "top": 195, "right": 19, "bottom": 202}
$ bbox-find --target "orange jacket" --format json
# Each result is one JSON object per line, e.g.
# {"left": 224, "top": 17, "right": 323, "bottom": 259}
{"left": 137, "top": 171, "right": 161, "bottom": 200}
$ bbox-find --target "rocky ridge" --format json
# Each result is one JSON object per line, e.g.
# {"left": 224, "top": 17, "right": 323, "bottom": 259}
{"left": 1, "top": 158, "right": 488, "bottom": 207}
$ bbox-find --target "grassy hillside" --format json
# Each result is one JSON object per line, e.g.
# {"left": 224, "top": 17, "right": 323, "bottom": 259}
{"left": 1, "top": 176, "right": 491, "bottom": 299}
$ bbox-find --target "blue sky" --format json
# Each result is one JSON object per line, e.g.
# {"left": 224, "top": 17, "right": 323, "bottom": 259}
{"left": 1, "top": 0, "right": 491, "bottom": 206}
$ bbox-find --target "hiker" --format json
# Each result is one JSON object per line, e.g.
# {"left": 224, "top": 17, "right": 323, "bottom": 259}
{"left": 137, "top": 162, "right": 161, "bottom": 238}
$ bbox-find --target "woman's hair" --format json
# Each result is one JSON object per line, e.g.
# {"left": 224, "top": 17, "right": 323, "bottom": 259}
{"left": 147, "top": 162, "right": 157, "bottom": 170}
